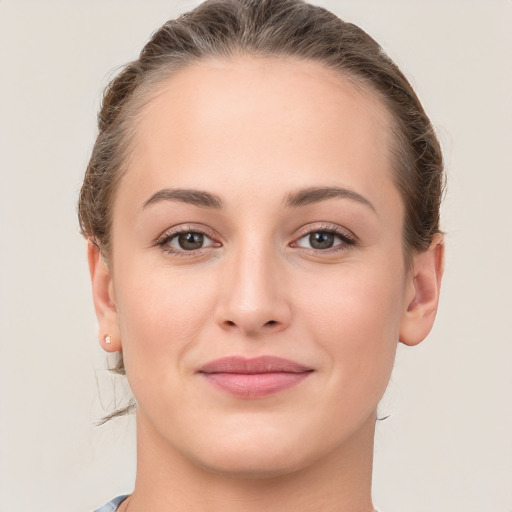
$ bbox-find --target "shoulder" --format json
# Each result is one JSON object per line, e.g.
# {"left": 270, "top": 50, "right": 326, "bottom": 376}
{"left": 93, "top": 495, "right": 130, "bottom": 512}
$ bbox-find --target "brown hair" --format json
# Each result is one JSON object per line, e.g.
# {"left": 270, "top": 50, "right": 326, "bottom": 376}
{"left": 78, "top": 0, "right": 444, "bottom": 421}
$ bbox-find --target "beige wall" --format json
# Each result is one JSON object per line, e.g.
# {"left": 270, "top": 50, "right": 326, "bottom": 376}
{"left": 0, "top": 1, "right": 510, "bottom": 511}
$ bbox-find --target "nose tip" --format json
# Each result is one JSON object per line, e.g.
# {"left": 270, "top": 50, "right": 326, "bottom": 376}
{"left": 215, "top": 251, "right": 292, "bottom": 336}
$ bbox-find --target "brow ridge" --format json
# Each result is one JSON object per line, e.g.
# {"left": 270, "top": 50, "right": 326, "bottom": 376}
{"left": 142, "top": 188, "right": 223, "bottom": 210}
{"left": 285, "top": 186, "right": 376, "bottom": 213}
{"left": 142, "top": 186, "right": 375, "bottom": 213}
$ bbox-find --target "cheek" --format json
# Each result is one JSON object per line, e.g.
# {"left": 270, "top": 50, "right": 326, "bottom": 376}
{"left": 299, "top": 258, "right": 406, "bottom": 407}
{"left": 113, "top": 263, "right": 217, "bottom": 392}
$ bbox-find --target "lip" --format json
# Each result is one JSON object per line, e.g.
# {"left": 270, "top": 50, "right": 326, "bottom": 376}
{"left": 197, "top": 356, "right": 314, "bottom": 398}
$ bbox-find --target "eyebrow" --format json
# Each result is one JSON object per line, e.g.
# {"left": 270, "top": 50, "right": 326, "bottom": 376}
{"left": 142, "top": 188, "right": 223, "bottom": 210}
{"left": 285, "top": 186, "right": 376, "bottom": 213}
{"left": 141, "top": 185, "right": 376, "bottom": 214}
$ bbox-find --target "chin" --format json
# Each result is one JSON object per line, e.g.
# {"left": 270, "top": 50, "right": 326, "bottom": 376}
{"left": 182, "top": 424, "right": 331, "bottom": 480}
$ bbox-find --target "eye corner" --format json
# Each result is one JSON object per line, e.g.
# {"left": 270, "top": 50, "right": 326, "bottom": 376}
{"left": 290, "top": 224, "right": 358, "bottom": 253}
{"left": 155, "top": 224, "right": 222, "bottom": 256}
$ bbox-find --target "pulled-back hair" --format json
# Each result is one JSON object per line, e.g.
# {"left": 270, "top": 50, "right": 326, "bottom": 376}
{"left": 78, "top": 0, "right": 444, "bottom": 420}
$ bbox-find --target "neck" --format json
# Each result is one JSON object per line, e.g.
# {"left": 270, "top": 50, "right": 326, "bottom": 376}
{"left": 123, "top": 411, "right": 376, "bottom": 512}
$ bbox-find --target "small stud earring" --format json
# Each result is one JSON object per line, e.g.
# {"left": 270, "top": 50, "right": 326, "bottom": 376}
{"left": 105, "top": 335, "right": 112, "bottom": 345}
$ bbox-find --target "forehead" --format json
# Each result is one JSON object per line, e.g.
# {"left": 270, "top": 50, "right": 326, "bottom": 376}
{"left": 122, "top": 56, "right": 397, "bottom": 211}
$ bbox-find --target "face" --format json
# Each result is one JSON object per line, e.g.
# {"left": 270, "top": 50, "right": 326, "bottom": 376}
{"left": 92, "top": 57, "right": 439, "bottom": 477}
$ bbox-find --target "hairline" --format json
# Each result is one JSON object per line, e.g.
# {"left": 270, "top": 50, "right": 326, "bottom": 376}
{"left": 103, "top": 52, "right": 415, "bottom": 267}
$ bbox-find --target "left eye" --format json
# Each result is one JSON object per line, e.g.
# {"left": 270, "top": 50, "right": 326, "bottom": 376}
{"left": 166, "top": 231, "right": 215, "bottom": 251}
{"left": 294, "top": 231, "right": 346, "bottom": 250}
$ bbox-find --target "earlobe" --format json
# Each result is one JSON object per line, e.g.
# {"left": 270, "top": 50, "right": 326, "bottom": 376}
{"left": 399, "top": 235, "right": 444, "bottom": 346}
{"left": 87, "top": 241, "right": 121, "bottom": 352}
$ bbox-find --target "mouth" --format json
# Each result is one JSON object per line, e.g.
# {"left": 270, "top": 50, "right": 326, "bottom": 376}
{"left": 197, "top": 356, "right": 314, "bottom": 398}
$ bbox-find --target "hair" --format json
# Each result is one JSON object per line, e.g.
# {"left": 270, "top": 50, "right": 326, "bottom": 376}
{"left": 78, "top": 0, "right": 444, "bottom": 422}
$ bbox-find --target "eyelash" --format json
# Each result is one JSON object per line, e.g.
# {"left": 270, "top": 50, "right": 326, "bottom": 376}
{"left": 156, "top": 224, "right": 356, "bottom": 256}
{"left": 290, "top": 224, "right": 356, "bottom": 252}
{"left": 156, "top": 225, "right": 220, "bottom": 257}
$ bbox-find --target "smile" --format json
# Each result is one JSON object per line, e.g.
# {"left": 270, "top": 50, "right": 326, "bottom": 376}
{"left": 197, "top": 356, "right": 314, "bottom": 398}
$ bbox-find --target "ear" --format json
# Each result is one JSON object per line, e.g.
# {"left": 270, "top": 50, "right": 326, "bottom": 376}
{"left": 399, "top": 234, "right": 445, "bottom": 346}
{"left": 87, "top": 240, "right": 121, "bottom": 352}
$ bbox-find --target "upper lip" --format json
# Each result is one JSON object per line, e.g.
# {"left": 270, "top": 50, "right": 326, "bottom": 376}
{"left": 198, "top": 356, "right": 313, "bottom": 374}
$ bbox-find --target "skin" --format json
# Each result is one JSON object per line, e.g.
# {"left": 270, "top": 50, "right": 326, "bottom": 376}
{"left": 89, "top": 57, "right": 444, "bottom": 512}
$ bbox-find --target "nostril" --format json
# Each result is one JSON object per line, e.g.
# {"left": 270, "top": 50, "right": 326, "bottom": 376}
{"left": 225, "top": 320, "right": 236, "bottom": 326}
{"left": 265, "top": 320, "right": 277, "bottom": 326}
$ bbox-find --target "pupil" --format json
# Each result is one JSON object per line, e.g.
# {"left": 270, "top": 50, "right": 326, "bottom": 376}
{"left": 310, "top": 231, "right": 334, "bottom": 249}
{"left": 178, "top": 232, "right": 204, "bottom": 250}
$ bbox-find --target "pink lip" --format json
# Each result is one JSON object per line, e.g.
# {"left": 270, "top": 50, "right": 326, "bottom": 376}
{"left": 198, "top": 356, "right": 314, "bottom": 398}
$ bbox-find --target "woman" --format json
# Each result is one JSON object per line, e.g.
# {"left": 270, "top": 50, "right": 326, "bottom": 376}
{"left": 79, "top": 0, "right": 444, "bottom": 510}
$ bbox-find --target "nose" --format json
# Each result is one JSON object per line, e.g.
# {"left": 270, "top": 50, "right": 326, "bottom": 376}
{"left": 214, "top": 243, "right": 292, "bottom": 336}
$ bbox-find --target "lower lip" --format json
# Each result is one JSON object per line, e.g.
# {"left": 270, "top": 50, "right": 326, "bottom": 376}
{"left": 200, "top": 372, "right": 312, "bottom": 398}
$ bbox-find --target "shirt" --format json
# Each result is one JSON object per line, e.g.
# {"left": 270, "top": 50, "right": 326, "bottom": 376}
{"left": 93, "top": 495, "right": 130, "bottom": 512}
{"left": 93, "top": 494, "right": 383, "bottom": 511}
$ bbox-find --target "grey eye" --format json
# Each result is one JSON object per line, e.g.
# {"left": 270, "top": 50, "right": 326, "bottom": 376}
{"left": 308, "top": 232, "right": 335, "bottom": 249}
{"left": 295, "top": 231, "right": 350, "bottom": 251}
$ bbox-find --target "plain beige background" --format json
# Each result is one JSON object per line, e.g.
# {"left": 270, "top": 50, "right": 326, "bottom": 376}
{"left": 0, "top": 1, "right": 511, "bottom": 511}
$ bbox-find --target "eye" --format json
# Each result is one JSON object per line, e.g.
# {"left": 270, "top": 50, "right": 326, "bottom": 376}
{"left": 159, "top": 229, "right": 219, "bottom": 253}
{"left": 293, "top": 228, "right": 355, "bottom": 251}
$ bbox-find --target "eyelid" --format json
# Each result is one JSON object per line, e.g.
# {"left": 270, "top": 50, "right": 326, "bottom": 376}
{"left": 292, "top": 223, "right": 357, "bottom": 244}
{"left": 155, "top": 224, "right": 222, "bottom": 253}
{"left": 153, "top": 222, "right": 356, "bottom": 255}
{"left": 289, "top": 223, "right": 358, "bottom": 254}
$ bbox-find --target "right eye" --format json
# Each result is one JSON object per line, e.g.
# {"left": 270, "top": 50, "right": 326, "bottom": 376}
{"left": 158, "top": 229, "right": 220, "bottom": 255}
